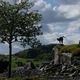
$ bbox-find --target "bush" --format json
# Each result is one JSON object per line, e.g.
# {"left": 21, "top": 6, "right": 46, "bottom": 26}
{"left": 60, "top": 44, "right": 79, "bottom": 53}
{"left": 0, "top": 60, "right": 9, "bottom": 73}
{"left": 72, "top": 48, "right": 80, "bottom": 56}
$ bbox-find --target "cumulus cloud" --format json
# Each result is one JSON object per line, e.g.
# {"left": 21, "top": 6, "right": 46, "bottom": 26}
{"left": 32, "top": 0, "right": 51, "bottom": 11}
{"left": 32, "top": 0, "right": 80, "bottom": 45}
{"left": 60, "top": 0, "right": 80, "bottom": 4}
{"left": 57, "top": 4, "right": 80, "bottom": 19}
{"left": 67, "top": 25, "right": 80, "bottom": 33}
{"left": 38, "top": 30, "right": 80, "bottom": 45}
{"left": 37, "top": 32, "right": 59, "bottom": 44}
{"left": 67, "top": 26, "right": 80, "bottom": 33}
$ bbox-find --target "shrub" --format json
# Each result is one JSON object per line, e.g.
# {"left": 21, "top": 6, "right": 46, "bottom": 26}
{"left": 60, "top": 44, "right": 79, "bottom": 53}
{"left": 0, "top": 60, "right": 9, "bottom": 73}
{"left": 72, "top": 48, "right": 80, "bottom": 56}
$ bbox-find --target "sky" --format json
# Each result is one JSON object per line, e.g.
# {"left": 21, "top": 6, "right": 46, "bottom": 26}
{"left": 32, "top": 0, "right": 80, "bottom": 44}
{"left": 0, "top": 0, "right": 80, "bottom": 54}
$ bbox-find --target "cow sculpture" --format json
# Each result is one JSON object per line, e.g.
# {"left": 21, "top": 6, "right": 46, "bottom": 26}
{"left": 57, "top": 36, "right": 65, "bottom": 44}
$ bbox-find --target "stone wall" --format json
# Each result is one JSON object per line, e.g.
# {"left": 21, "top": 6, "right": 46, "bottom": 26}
{"left": 52, "top": 47, "right": 72, "bottom": 65}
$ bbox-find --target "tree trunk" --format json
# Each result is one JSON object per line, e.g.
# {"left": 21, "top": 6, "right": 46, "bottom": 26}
{"left": 8, "top": 38, "right": 12, "bottom": 78}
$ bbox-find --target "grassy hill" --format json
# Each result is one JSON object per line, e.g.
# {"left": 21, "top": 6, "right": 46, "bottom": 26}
{"left": 14, "top": 44, "right": 58, "bottom": 60}
{"left": 0, "top": 44, "right": 80, "bottom": 69}
{"left": 60, "top": 44, "right": 80, "bottom": 55}
{"left": 14, "top": 44, "right": 80, "bottom": 58}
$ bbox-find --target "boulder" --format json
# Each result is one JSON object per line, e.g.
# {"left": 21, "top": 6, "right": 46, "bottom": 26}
{"left": 24, "top": 62, "right": 36, "bottom": 70}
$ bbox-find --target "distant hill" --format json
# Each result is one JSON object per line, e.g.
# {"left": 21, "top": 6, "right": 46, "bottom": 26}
{"left": 0, "top": 44, "right": 79, "bottom": 70}
{"left": 1, "top": 44, "right": 80, "bottom": 60}
{"left": 13, "top": 44, "right": 80, "bottom": 60}
{"left": 14, "top": 44, "right": 58, "bottom": 60}
{"left": 0, "top": 54, "right": 8, "bottom": 61}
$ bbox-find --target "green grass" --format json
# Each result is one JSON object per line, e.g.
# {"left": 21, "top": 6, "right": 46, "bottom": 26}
{"left": 0, "top": 55, "right": 46, "bottom": 70}
{"left": 0, "top": 77, "right": 47, "bottom": 80}
{"left": 11, "top": 57, "right": 30, "bottom": 69}
{"left": 60, "top": 44, "right": 80, "bottom": 53}
{"left": 11, "top": 57, "right": 46, "bottom": 70}
{"left": 11, "top": 57, "right": 27, "bottom": 69}
{"left": 0, "top": 55, "right": 45, "bottom": 69}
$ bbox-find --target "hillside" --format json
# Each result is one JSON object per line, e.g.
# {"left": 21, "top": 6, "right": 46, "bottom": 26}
{"left": 14, "top": 44, "right": 58, "bottom": 60}
{"left": 60, "top": 44, "right": 80, "bottom": 55}
{"left": 0, "top": 44, "right": 57, "bottom": 69}
{"left": 14, "top": 44, "right": 80, "bottom": 59}
{"left": 0, "top": 44, "right": 80, "bottom": 69}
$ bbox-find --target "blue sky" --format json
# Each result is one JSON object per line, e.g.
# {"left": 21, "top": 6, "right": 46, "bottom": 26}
{"left": 0, "top": 0, "right": 80, "bottom": 54}
{"left": 32, "top": 0, "right": 80, "bottom": 43}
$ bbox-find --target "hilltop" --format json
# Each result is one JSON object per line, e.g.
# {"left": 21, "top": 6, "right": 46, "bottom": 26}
{"left": 14, "top": 44, "right": 80, "bottom": 60}
{"left": 14, "top": 44, "right": 58, "bottom": 60}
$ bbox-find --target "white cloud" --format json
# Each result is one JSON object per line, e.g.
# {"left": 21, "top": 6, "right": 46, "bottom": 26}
{"left": 66, "top": 20, "right": 80, "bottom": 32}
{"left": 65, "top": 33, "right": 80, "bottom": 44}
{"left": 38, "top": 31, "right": 80, "bottom": 45}
{"left": 67, "top": 26, "right": 80, "bottom": 33}
{"left": 32, "top": 0, "right": 52, "bottom": 12}
{"left": 47, "top": 23, "right": 65, "bottom": 32}
{"left": 67, "top": 26, "right": 80, "bottom": 32}
{"left": 39, "top": 19, "right": 80, "bottom": 45}
{"left": 60, "top": 0, "right": 80, "bottom": 4}
{"left": 57, "top": 4, "right": 80, "bottom": 19}
{"left": 38, "top": 32, "right": 59, "bottom": 44}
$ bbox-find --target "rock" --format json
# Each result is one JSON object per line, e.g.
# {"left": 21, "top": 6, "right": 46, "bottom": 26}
{"left": 24, "top": 62, "right": 36, "bottom": 70}
{"left": 52, "top": 47, "right": 60, "bottom": 64}
{"left": 39, "top": 62, "right": 50, "bottom": 71}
